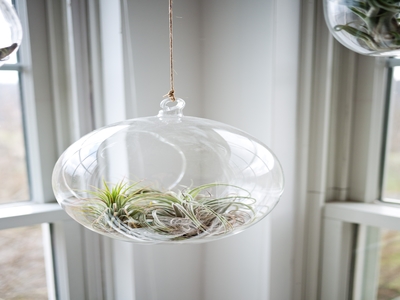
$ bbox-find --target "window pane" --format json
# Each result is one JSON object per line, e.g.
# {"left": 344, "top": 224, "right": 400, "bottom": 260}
{"left": 383, "top": 67, "right": 400, "bottom": 201}
{"left": 0, "top": 70, "right": 30, "bottom": 203}
{"left": 0, "top": 225, "right": 48, "bottom": 299}
{"left": 378, "top": 229, "right": 400, "bottom": 299}
{"left": 354, "top": 227, "right": 400, "bottom": 300}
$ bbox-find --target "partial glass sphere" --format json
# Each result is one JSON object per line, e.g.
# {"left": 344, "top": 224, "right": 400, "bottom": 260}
{"left": 0, "top": 0, "right": 22, "bottom": 66}
{"left": 324, "top": 0, "right": 400, "bottom": 56}
{"left": 52, "top": 99, "right": 284, "bottom": 243}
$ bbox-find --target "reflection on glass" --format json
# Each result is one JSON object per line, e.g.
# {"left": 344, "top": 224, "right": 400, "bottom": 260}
{"left": 0, "top": 225, "right": 48, "bottom": 299}
{"left": 383, "top": 68, "right": 400, "bottom": 201}
{"left": 0, "top": 70, "right": 29, "bottom": 203}
{"left": 354, "top": 227, "right": 400, "bottom": 300}
{"left": 378, "top": 229, "right": 400, "bottom": 300}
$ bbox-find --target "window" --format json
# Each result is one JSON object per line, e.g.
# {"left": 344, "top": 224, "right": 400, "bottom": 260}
{"left": 0, "top": 69, "right": 29, "bottom": 204}
{"left": 376, "top": 228, "right": 400, "bottom": 299}
{"left": 0, "top": 225, "right": 48, "bottom": 298}
{"left": 0, "top": 1, "right": 50, "bottom": 298}
{"left": 297, "top": 2, "right": 400, "bottom": 299}
{"left": 0, "top": 1, "right": 101, "bottom": 299}
{"left": 0, "top": 1, "right": 29, "bottom": 205}
{"left": 382, "top": 65, "right": 400, "bottom": 202}
{"left": 318, "top": 57, "right": 400, "bottom": 300}
{"left": 349, "top": 66, "right": 400, "bottom": 300}
{"left": 354, "top": 227, "right": 400, "bottom": 299}
{"left": 348, "top": 61, "right": 400, "bottom": 300}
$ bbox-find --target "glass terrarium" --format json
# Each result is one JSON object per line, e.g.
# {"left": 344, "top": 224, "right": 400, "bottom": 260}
{"left": 52, "top": 99, "right": 284, "bottom": 244}
{"left": 0, "top": 0, "right": 22, "bottom": 66}
{"left": 324, "top": 0, "right": 400, "bottom": 56}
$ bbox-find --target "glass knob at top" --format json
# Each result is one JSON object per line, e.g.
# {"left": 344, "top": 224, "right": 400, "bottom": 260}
{"left": 0, "top": 0, "right": 22, "bottom": 66}
{"left": 52, "top": 99, "right": 284, "bottom": 244}
{"left": 324, "top": 0, "right": 400, "bottom": 56}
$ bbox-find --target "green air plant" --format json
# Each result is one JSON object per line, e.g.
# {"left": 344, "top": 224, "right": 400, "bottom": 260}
{"left": 78, "top": 180, "right": 256, "bottom": 242}
{"left": 334, "top": 0, "right": 400, "bottom": 51}
{"left": 0, "top": 43, "right": 18, "bottom": 61}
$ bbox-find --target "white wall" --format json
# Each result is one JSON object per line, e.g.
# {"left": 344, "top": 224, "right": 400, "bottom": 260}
{"left": 126, "top": 0, "right": 203, "bottom": 118}
{"left": 201, "top": 1, "right": 273, "bottom": 299}
{"left": 269, "top": 2, "right": 299, "bottom": 299}
{"left": 101, "top": 0, "right": 300, "bottom": 299}
{"left": 121, "top": 2, "right": 205, "bottom": 300}
{"left": 201, "top": 1, "right": 299, "bottom": 299}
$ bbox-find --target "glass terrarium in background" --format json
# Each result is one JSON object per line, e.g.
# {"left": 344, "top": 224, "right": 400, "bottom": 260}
{"left": 52, "top": 99, "right": 284, "bottom": 244}
{"left": 324, "top": 0, "right": 400, "bottom": 56}
{"left": 0, "top": 0, "right": 22, "bottom": 66}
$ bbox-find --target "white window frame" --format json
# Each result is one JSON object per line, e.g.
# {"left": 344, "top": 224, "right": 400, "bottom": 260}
{"left": 0, "top": 1, "right": 111, "bottom": 299}
{"left": 321, "top": 202, "right": 400, "bottom": 300}
{"left": 296, "top": 1, "right": 400, "bottom": 300}
{"left": 318, "top": 56, "right": 398, "bottom": 300}
{"left": 380, "top": 59, "right": 400, "bottom": 205}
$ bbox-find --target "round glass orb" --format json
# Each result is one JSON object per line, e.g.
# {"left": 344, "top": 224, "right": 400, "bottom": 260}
{"left": 52, "top": 99, "right": 284, "bottom": 244}
{"left": 324, "top": 0, "right": 400, "bottom": 56}
{"left": 0, "top": 0, "right": 22, "bottom": 66}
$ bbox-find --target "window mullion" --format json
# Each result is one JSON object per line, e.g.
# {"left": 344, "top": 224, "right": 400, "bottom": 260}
{"left": 325, "top": 202, "right": 400, "bottom": 231}
{"left": 45, "top": 0, "right": 72, "bottom": 154}
{"left": 348, "top": 56, "right": 387, "bottom": 202}
{"left": 51, "top": 220, "right": 87, "bottom": 300}
{"left": 0, "top": 203, "right": 69, "bottom": 230}
{"left": 49, "top": 1, "right": 108, "bottom": 299}
{"left": 19, "top": 0, "right": 59, "bottom": 203}
{"left": 63, "top": 0, "right": 94, "bottom": 139}
{"left": 0, "top": 63, "right": 23, "bottom": 71}
{"left": 320, "top": 218, "right": 354, "bottom": 300}
{"left": 326, "top": 43, "right": 357, "bottom": 202}
{"left": 42, "top": 223, "right": 57, "bottom": 300}
{"left": 352, "top": 225, "right": 381, "bottom": 300}
{"left": 298, "top": 0, "right": 335, "bottom": 298}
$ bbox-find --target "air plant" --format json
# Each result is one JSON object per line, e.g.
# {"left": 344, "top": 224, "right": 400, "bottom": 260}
{"left": 75, "top": 180, "right": 256, "bottom": 242}
{"left": 0, "top": 43, "right": 17, "bottom": 61}
{"left": 334, "top": 0, "right": 400, "bottom": 52}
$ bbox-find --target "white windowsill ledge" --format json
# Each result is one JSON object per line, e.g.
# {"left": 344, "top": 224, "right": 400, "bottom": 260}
{"left": 324, "top": 201, "right": 400, "bottom": 231}
{"left": 0, "top": 202, "right": 70, "bottom": 230}
{"left": 2, "top": 201, "right": 398, "bottom": 231}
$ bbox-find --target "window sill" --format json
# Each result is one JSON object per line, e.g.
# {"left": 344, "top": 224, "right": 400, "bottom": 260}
{"left": 0, "top": 202, "right": 70, "bottom": 230}
{"left": 324, "top": 201, "right": 400, "bottom": 230}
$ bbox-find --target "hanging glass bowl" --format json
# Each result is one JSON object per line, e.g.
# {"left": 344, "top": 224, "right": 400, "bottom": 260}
{"left": 324, "top": 0, "right": 400, "bottom": 56}
{"left": 52, "top": 99, "right": 284, "bottom": 243}
{"left": 0, "top": 0, "right": 22, "bottom": 66}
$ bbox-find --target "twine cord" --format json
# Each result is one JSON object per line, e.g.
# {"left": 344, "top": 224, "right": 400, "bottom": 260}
{"left": 164, "top": 0, "right": 176, "bottom": 101}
